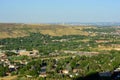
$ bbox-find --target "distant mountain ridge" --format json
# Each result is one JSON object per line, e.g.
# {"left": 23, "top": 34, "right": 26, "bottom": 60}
{"left": 56, "top": 22, "right": 120, "bottom": 26}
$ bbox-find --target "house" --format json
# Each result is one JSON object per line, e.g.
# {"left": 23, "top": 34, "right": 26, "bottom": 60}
{"left": 40, "top": 66, "right": 46, "bottom": 73}
{"left": 39, "top": 66, "right": 47, "bottom": 78}
{"left": 62, "top": 70, "right": 69, "bottom": 74}
{"left": 0, "top": 53, "right": 7, "bottom": 59}
{"left": 114, "top": 67, "right": 120, "bottom": 72}
{"left": 19, "top": 50, "right": 29, "bottom": 56}
{"left": 95, "top": 40, "right": 109, "bottom": 43}
{"left": 39, "top": 73, "right": 47, "bottom": 78}
{"left": 29, "top": 50, "right": 39, "bottom": 57}
{"left": 69, "top": 74, "right": 74, "bottom": 78}
{"left": 19, "top": 50, "right": 39, "bottom": 56}
{"left": 11, "top": 50, "right": 19, "bottom": 54}
{"left": 20, "top": 60, "right": 28, "bottom": 65}
{"left": 9, "top": 65, "right": 16, "bottom": 72}
{"left": 73, "top": 69, "right": 81, "bottom": 73}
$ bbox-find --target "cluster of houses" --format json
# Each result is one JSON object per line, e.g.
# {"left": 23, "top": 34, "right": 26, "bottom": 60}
{"left": 1, "top": 49, "right": 120, "bottom": 79}
{"left": 0, "top": 49, "right": 39, "bottom": 76}
{"left": 11, "top": 49, "right": 39, "bottom": 57}
{"left": 52, "top": 39, "right": 69, "bottom": 42}
{"left": 0, "top": 53, "right": 10, "bottom": 66}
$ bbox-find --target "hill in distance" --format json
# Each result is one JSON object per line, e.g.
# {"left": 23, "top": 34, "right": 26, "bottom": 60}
{"left": 0, "top": 23, "right": 95, "bottom": 39}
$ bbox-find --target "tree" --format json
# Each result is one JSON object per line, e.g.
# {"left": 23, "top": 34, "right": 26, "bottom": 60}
{"left": 0, "top": 65, "right": 8, "bottom": 77}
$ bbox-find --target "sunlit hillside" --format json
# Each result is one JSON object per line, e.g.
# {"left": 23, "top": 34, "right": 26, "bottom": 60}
{"left": 0, "top": 23, "right": 95, "bottom": 39}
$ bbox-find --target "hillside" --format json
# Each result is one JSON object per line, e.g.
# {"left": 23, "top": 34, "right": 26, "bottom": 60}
{"left": 0, "top": 23, "right": 95, "bottom": 39}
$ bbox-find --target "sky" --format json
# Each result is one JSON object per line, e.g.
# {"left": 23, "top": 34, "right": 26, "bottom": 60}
{"left": 0, "top": 0, "right": 120, "bottom": 23}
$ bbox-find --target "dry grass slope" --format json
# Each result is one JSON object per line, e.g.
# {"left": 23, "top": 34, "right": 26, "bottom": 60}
{"left": 0, "top": 23, "right": 95, "bottom": 39}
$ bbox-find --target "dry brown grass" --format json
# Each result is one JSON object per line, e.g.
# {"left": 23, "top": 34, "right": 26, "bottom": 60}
{"left": 0, "top": 23, "right": 95, "bottom": 39}
{"left": 0, "top": 76, "right": 17, "bottom": 80}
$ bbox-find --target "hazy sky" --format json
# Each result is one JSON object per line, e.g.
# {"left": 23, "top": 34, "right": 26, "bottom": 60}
{"left": 0, "top": 0, "right": 120, "bottom": 23}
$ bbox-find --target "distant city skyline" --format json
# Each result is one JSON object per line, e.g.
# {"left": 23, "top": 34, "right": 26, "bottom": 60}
{"left": 0, "top": 0, "right": 120, "bottom": 23}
